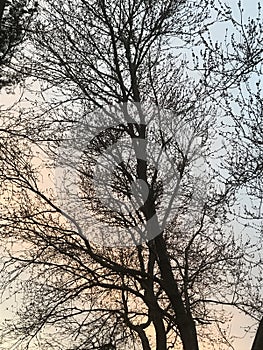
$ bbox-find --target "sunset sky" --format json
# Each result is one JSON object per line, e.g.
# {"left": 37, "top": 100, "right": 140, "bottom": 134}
{"left": 0, "top": 0, "right": 261, "bottom": 349}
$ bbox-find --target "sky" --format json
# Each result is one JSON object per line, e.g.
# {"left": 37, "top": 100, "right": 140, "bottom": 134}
{"left": 0, "top": 0, "right": 262, "bottom": 349}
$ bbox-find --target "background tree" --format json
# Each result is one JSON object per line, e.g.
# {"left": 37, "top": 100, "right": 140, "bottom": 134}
{"left": 0, "top": 1, "right": 262, "bottom": 350}
{"left": 0, "top": 0, "right": 37, "bottom": 88}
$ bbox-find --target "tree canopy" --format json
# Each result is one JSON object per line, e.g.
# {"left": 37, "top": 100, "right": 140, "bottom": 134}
{"left": 0, "top": 0, "right": 37, "bottom": 88}
{"left": 0, "top": 1, "right": 262, "bottom": 350}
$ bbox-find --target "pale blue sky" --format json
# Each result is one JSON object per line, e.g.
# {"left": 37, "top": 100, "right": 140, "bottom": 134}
{"left": 0, "top": 1, "right": 261, "bottom": 349}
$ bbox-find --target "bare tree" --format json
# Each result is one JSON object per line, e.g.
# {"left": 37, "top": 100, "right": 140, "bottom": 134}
{"left": 0, "top": 1, "right": 262, "bottom": 350}
{"left": 0, "top": 0, "right": 37, "bottom": 88}
{"left": 0, "top": 0, "right": 7, "bottom": 23}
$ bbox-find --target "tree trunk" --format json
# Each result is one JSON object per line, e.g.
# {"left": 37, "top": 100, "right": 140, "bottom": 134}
{"left": 154, "top": 234, "right": 199, "bottom": 350}
{"left": 251, "top": 317, "right": 263, "bottom": 350}
{"left": 133, "top": 120, "right": 199, "bottom": 350}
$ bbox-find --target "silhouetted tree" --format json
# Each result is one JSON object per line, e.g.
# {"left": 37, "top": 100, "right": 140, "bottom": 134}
{"left": 0, "top": 1, "right": 262, "bottom": 350}
{"left": 0, "top": 0, "right": 37, "bottom": 88}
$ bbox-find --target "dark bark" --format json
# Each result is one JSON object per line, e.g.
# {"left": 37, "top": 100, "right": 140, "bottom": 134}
{"left": 153, "top": 234, "right": 199, "bottom": 350}
{"left": 144, "top": 278, "right": 167, "bottom": 350}
{"left": 133, "top": 120, "right": 199, "bottom": 350}
{"left": 251, "top": 317, "right": 263, "bottom": 350}
{"left": 137, "top": 328, "right": 151, "bottom": 350}
{"left": 0, "top": 0, "right": 6, "bottom": 26}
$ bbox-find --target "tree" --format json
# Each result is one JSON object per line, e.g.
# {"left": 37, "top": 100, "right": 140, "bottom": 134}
{"left": 0, "top": 0, "right": 7, "bottom": 22}
{"left": 0, "top": 0, "right": 37, "bottom": 88}
{"left": 0, "top": 1, "right": 262, "bottom": 350}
